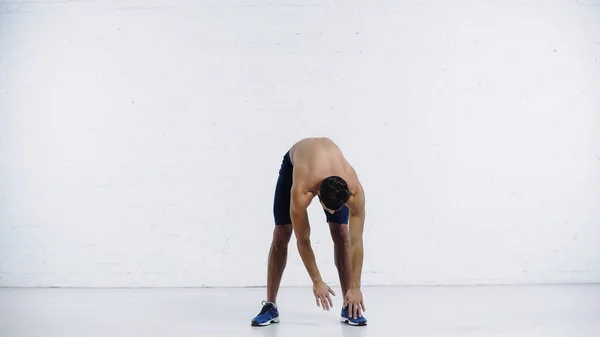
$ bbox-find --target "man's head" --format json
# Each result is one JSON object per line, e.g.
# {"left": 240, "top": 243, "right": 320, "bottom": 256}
{"left": 318, "top": 176, "right": 351, "bottom": 213}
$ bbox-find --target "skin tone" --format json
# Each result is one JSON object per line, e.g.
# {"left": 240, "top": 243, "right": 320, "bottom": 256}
{"left": 265, "top": 137, "right": 366, "bottom": 319}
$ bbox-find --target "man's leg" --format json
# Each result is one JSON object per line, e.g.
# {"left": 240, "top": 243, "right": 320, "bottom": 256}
{"left": 268, "top": 151, "right": 294, "bottom": 303}
{"left": 329, "top": 222, "right": 351, "bottom": 299}
{"left": 325, "top": 205, "right": 352, "bottom": 301}
{"left": 251, "top": 225, "right": 292, "bottom": 326}
{"left": 267, "top": 224, "right": 293, "bottom": 303}
{"left": 250, "top": 151, "right": 294, "bottom": 326}
{"left": 326, "top": 206, "right": 367, "bottom": 325}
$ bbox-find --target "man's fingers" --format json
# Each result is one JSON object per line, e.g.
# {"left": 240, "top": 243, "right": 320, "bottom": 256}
{"left": 327, "top": 294, "right": 333, "bottom": 308}
{"left": 329, "top": 287, "right": 336, "bottom": 296}
{"left": 316, "top": 297, "right": 320, "bottom": 307}
{"left": 361, "top": 300, "right": 366, "bottom": 312}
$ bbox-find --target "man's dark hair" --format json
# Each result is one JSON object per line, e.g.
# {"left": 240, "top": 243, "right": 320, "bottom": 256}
{"left": 319, "top": 176, "right": 351, "bottom": 211}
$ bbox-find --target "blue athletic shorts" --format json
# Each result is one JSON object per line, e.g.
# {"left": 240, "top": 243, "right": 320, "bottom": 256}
{"left": 273, "top": 151, "right": 349, "bottom": 225}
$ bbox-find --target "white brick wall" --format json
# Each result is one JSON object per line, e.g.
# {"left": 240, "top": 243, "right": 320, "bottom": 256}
{"left": 1, "top": 0, "right": 599, "bottom": 287}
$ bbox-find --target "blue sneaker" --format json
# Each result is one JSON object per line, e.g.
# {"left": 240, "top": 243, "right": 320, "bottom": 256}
{"left": 340, "top": 305, "right": 367, "bottom": 326}
{"left": 251, "top": 301, "right": 280, "bottom": 326}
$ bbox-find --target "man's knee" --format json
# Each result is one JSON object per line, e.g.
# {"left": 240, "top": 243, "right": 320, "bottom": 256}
{"left": 272, "top": 224, "right": 293, "bottom": 247}
{"left": 329, "top": 223, "right": 349, "bottom": 245}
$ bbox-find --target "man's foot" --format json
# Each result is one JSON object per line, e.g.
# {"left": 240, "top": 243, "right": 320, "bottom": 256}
{"left": 251, "top": 301, "right": 280, "bottom": 326}
{"left": 340, "top": 305, "right": 367, "bottom": 326}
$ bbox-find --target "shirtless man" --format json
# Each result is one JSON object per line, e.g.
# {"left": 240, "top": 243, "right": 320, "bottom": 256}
{"left": 251, "top": 137, "right": 367, "bottom": 326}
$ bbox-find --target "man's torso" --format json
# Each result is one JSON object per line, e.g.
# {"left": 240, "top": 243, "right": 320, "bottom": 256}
{"left": 288, "top": 137, "right": 358, "bottom": 195}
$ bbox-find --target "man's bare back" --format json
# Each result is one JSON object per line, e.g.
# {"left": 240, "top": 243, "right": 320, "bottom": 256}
{"left": 289, "top": 137, "right": 361, "bottom": 205}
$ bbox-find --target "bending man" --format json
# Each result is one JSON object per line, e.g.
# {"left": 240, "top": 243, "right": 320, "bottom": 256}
{"left": 251, "top": 137, "right": 367, "bottom": 326}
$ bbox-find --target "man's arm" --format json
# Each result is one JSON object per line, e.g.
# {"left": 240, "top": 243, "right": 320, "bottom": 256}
{"left": 344, "top": 180, "right": 366, "bottom": 318}
{"left": 347, "top": 184, "right": 366, "bottom": 290}
{"left": 290, "top": 184, "right": 323, "bottom": 284}
{"left": 290, "top": 166, "right": 335, "bottom": 310}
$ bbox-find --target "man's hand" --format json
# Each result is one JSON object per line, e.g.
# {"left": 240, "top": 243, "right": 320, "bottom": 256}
{"left": 313, "top": 280, "right": 335, "bottom": 311}
{"left": 345, "top": 287, "right": 366, "bottom": 319}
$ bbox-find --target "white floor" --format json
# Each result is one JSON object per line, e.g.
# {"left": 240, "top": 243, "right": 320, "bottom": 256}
{"left": 1, "top": 285, "right": 599, "bottom": 337}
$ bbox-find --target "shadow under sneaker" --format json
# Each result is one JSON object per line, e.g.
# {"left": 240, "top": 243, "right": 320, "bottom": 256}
{"left": 251, "top": 301, "right": 280, "bottom": 326}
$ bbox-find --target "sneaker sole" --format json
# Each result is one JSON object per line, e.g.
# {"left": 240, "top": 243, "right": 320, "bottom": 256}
{"left": 340, "top": 317, "right": 367, "bottom": 326}
{"left": 251, "top": 317, "right": 280, "bottom": 326}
